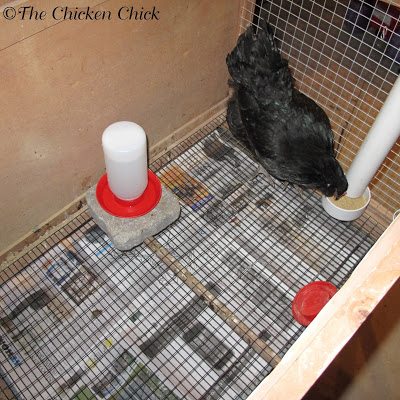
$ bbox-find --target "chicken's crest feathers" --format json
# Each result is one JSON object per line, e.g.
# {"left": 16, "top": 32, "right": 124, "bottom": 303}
{"left": 226, "top": 19, "right": 293, "bottom": 105}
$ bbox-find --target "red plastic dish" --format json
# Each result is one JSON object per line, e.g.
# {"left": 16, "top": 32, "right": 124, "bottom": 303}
{"left": 292, "top": 281, "right": 338, "bottom": 326}
{"left": 96, "top": 170, "right": 162, "bottom": 218}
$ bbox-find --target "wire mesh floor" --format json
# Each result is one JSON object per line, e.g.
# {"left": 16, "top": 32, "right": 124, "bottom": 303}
{"left": 0, "top": 114, "right": 381, "bottom": 400}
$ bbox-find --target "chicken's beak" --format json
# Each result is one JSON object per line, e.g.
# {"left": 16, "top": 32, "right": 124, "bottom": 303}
{"left": 334, "top": 189, "right": 339, "bottom": 200}
{"left": 334, "top": 189, "right": 347, "bottom": 200}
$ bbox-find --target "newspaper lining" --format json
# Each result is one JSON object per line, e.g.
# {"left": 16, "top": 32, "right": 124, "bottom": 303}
{"left": 0, "top": 129, "right": 375, "bottom": 400}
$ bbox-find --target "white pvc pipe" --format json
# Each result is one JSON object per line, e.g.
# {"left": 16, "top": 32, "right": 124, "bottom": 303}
{"left": 346, "top": 76, "right": 400, "bottom": 198}
{"left": 102, "top": 121, "right": 148, "bottom": 200}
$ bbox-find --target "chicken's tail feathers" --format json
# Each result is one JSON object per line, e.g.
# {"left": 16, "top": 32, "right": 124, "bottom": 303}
{"left": 226, "top": 19, "right": 293, "bottom": 103}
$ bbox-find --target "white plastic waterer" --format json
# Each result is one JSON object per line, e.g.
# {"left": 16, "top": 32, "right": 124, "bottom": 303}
{"left": 102, "top": 121, "right": 148, "bottom": 201}
{"left": 323, "top": 75, "right": 400, "bottom": 221}
{"left": 86, "top": 120, "right": 181, "bottom": 250}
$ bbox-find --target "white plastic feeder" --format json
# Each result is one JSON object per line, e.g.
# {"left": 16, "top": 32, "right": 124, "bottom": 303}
{"left": 323, "top": 75, "right": 400, "bottom": 221}
{"left": 322, "top": 187, "right": 371, "bottom": 221}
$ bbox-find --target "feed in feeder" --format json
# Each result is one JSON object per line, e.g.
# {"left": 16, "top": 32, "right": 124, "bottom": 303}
{"left": 322, "top": 188, "right": 371, "bottom": 222}
{"left": 329, "top": 194, "right": 368, "bottom": 210}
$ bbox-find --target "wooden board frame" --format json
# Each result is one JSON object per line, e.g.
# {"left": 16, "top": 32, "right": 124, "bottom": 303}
{"left": 248, "top": 216, "right": 400, "bottom": 400}
{"left": 1, "top": 1, "right": 400, "bottom": 398}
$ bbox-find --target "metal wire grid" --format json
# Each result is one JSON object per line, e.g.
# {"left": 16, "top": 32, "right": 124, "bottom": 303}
{"left": 0, "top": 114, "right": 381, "bottom": 400}
{"left": 240, "top": 0, "right": 400, "bottom": 218}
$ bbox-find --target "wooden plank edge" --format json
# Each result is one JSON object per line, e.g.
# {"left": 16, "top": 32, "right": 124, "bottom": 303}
{"left": 0, "top": 98, "right": 228, "bottom": 268}
{"left": 247, "top": 216, "right": 400, "bottom": 400}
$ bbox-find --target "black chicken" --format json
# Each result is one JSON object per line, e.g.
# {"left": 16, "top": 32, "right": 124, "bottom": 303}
{"left": 226, "top": 20, "right": 348, "bottom": 198}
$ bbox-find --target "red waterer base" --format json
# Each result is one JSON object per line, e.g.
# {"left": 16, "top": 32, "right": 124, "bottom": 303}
{"left": 96, "top": 170, "right": 162, "bottom": 218}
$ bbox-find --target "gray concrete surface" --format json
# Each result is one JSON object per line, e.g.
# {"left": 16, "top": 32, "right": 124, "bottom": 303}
{"left": 86, "top": 184, "right": 181, "bottom": 251}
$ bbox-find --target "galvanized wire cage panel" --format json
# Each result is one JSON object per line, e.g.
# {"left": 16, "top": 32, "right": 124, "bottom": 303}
{"left": 241, "top": 0, "right": 400, "bottom": 220}
{"left": 0, "top": 114, "right": 381, "bottom": 400}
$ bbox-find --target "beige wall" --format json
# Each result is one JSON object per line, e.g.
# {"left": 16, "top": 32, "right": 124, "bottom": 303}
{"left": 0, "top": 0, "right": 241, "bottom": 252}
